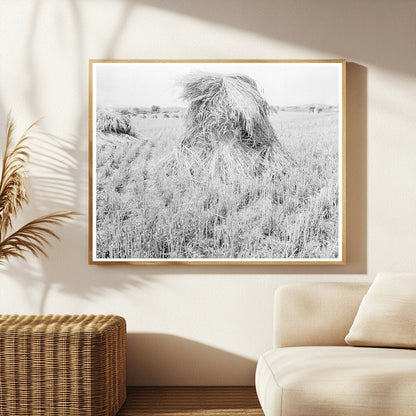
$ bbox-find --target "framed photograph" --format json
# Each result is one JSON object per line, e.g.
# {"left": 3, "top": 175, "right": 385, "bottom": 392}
{"left": 89, "top": 59, "right": 346, "bottom": 265}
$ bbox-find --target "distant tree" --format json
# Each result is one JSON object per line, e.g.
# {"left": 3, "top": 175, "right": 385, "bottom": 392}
{"left": 151, "top": 105, "right": 161, "bottom": 113}
{"left": 119, "top": 108, "right": 130, "bottom": 116}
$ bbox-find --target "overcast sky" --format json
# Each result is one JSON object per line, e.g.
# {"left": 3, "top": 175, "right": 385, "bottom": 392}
{"left": 94, "top": 62, "right": 342, "bottom": 108}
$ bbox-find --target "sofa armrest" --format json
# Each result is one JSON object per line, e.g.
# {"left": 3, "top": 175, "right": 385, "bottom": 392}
{"left": 274, "top": 282, "right": 370, "bottom": 348}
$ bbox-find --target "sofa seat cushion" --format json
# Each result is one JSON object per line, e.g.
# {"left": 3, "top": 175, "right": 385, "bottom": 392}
{"left": 256, "top": 346, "right": 416, "bottom": 416}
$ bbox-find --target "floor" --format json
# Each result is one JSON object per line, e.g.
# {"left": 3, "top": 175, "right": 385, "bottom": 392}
{"left": 117, "top": 386, "right": 264, "bottom": 416}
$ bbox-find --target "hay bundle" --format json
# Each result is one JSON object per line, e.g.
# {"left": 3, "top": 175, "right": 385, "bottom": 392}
{"left": 96, "top": 108, "right": 135, "bottom": 137}
{"left": 178, "top": 72, "right": 294, "bottom": 182}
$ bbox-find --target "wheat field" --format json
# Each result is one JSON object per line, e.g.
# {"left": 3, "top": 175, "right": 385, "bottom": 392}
{"left": 95, "top": 108, "right": 339, "bottom": 260}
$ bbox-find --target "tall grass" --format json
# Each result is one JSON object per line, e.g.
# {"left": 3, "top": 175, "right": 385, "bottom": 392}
{"left": 95, "top": 110, "right": 339, "bottom": 259}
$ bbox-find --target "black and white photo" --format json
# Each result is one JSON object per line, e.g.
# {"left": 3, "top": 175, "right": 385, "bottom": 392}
{"left": 89, "top": 60, "right": 345, "bottom": 264}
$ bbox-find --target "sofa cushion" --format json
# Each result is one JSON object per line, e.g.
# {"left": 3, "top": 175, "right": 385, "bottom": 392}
{"left": 256, "top": 346, "right": 416, "bottom": 416}
{"left": 274, "top": 283, "right": 370, "bottom": 348}
{"left": 345, "top": 272, "right": 416, "bottom": 348}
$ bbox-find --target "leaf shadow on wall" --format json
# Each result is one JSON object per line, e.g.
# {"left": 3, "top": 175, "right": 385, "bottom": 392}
{"left": 0, "top": 128, "right": 159, "bottom": 314}
{"left": 126, "top": 333, "right": 257, "bottom": 386}
{"left": 0, "top": 0, "right": 163, "bottom": 313}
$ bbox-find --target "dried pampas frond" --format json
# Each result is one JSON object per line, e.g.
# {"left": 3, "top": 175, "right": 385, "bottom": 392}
{"left": 0, "top": 212, "right": 78, "bottom": 264}
{"left": 0, "top": 118, "right": 34, "bottom": 239}
{"left": 0, "top": 115, "right": 78, "bottom": 264}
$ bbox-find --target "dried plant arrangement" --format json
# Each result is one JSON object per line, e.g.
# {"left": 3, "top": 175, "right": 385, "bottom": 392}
{"left": 0, "top": 116, "right": 78, "bottom": 264}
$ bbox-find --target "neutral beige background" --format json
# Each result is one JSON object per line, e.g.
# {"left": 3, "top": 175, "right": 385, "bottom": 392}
{"left": 0, "top": 0, "right": 415, "bottom": 385}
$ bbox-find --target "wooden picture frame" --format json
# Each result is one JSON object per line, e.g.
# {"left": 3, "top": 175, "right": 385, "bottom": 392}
{"left": 89, "top": 59, "right": 346, "bottom": 265}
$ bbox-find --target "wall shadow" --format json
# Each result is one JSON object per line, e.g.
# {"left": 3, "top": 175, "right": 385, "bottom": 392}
{"left": 134, "top": 0, "right": 414, "bottom": 76}
{"left": 344, "top": 63, "right": 367, "bottom": 274}
{"left": 127, "top": 333, "right": 256, "bottom": 386}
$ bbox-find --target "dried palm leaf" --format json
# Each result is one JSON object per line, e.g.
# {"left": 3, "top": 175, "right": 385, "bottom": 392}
{"left": 0, "top": 116, "right": 38, "bottom": 239}
{"left": 0, "top": 212, "right": 78, "bottom": 264}
{"left": 0, "top": 115, "right": 79, "bottom": 264}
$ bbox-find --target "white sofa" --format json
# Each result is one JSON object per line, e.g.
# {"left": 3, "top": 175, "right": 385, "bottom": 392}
{"left": 255, "top": 282, "right": 416, "bottom": 416}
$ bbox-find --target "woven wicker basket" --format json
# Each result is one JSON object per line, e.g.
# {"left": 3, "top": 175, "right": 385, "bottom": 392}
{"left": 0, "top": 314, "right": 126, "bottom": 416}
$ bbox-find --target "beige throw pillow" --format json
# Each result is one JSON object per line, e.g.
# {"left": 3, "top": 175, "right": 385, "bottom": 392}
{"left": 345, "top": 272, "right": 416, "bottom": 348}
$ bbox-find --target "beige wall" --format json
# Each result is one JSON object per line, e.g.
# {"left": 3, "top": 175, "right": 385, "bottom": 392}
{"left": 0, "top": 0, "right": 415, "bottom": 385}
